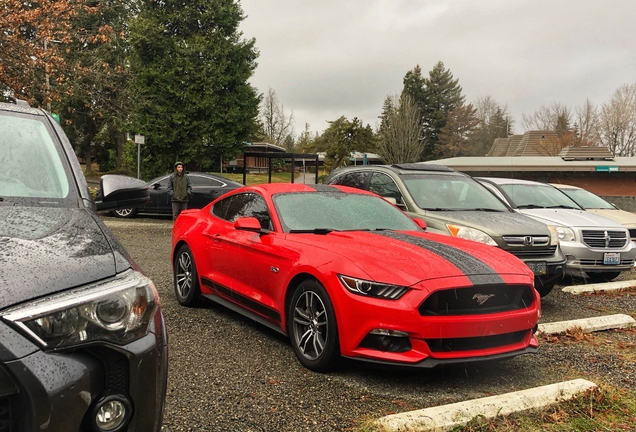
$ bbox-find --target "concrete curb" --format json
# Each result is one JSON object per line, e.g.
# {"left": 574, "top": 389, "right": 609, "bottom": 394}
{"left": 537, "top": 314, "right": 636, "bottom": 336}
{"left": 562, "top": 279, "right": 636, "bottom": 295}
{"left": 374, "top": 379, "right": 597, "bottom": 432}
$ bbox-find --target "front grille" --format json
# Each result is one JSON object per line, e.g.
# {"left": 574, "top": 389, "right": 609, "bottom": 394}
{"left": 578, "top": 258, "right": 635, "bottom": 266}
{"left": 88, "top": 347, "right": 129, "bottom": 395}
{"left": 582, "top": 230, "right": 627, "bottom": 248}
{"left": 0, "top": 396, "right": 11, "bottom": 432}
{"left": 508, "top": 245, "right": 557, "bottom": 258}
{"left": 503, "top": 235, "right": 550, "bottom": 247}
{"left": 425, "top": 330, "right": 528, "bottom": 352}
{"left": 419, "top": 285, "right": 535, "bottom": 316}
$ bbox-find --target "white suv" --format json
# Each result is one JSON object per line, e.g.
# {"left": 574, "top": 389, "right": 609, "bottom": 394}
{"left": 478, "top": 177, "right": 636, "bottom": 281}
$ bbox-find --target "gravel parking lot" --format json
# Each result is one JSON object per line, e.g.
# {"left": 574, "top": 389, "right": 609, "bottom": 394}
{"left": 102, "top": 215, "right": 636, "bottom": 432}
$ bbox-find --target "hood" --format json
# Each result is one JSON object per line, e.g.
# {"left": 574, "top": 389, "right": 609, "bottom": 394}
{"left": 584, "top": 208, "right": 636, "bottom": 228}
{"left": 422, "top": 210, "right": 550, "bottom": 236}
{"left": 287, "top": 230, "right": 531, "bottom": 287}
{"left": 0, "top": 207, "right": 123, "bottom": 310}
{"left": 518, "top": 208, "right": 626, "bottom": 229}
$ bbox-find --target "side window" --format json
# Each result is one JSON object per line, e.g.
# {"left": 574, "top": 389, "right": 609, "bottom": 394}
{"left": 330, "top": 171, "right": 369, "bottom": 190}
{"left": 211, "top": 193, "right": 273, "bottom": 230}
{"left": 369, "top": 173, "right": 404, "bottom": 205}
{"left": 189, "top": 175, "right": 208, "bottom": 187}
{"left": 211, "top": 194, "right": 235, "bottom": 220}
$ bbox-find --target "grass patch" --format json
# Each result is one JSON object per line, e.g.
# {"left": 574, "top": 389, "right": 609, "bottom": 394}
{"left": 454, "top": 385, "right": 636, "bottom": 432}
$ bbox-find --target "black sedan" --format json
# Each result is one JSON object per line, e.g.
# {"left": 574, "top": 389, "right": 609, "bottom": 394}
{"left": 112, "top": 172, "right": 243, "bottom": 217}
{"left": 0, "top": 100, "right": 167, "bottom": 430}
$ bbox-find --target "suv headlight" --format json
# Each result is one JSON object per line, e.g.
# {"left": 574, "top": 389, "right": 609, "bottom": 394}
{"left": 339, "top": 275, "right": 409, "bottom": 300}
{"left": 549, "top": 225, "right": 575, "bottom": 242}
{"left": 1, "top": 270, "right": 158, "bottom": 349}
{"left": 446, "top": 224, "right": 498, "bottom": 246}
{"left": 547, "top": 225, "right": 560, "bottom": 246}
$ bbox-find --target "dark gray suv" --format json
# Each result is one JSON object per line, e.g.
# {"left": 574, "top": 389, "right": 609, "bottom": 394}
{"left": 0, "top": 101, "right": 167, "bottom": 431}
{"left": 325, "top": 164, "right": 566, "bottom": 297}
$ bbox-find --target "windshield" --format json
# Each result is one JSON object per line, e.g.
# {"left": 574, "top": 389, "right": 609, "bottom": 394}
{"left": 0, "top": 111, "right": 73, "bottom": 206}
{"left": 402, "top": 174, "right": 510, "bottom": 211}
{"left": 559, "top": 188, "right": 614, "bottom": 209}
{"left": 499, "top": 183, "right": 582, "bottom": 209}
{"left": 273, "top": 191, "right": 419, "bottom": 233}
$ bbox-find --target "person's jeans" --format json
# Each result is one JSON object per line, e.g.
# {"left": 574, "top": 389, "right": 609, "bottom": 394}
{"left": 172, "top": 201, "right": 188, "bottom": 221}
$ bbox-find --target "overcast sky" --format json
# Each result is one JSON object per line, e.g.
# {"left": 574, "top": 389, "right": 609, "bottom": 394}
{"left": 239, "top": 0, "right": 636, "bottom": 136}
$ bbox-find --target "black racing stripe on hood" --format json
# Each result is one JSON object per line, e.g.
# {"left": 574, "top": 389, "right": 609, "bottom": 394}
{"left": 376, "top": 231, "right": 505, "bottom": 285}
{"left": 307, "top": 184, "right": 343, "bottom": 193}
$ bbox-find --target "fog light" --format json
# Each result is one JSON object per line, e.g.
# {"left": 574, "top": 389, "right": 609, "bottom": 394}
{"left": 93, "top": 395, "right": 132, "bottom": 432}
{"left": 360, "top": 329, "right": 411, "bottom": 352}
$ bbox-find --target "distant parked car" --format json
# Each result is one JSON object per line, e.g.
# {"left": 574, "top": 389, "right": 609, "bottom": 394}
{"left": 172, "top": 183, "right": 541, "bottom": 372}
{"left": 478, "top": 177, "right": 636, "bottom": 282}
{"left": 550, "top": 183, "right": 636, "bottom": 239}
{"left": 112, "top": 172, "right": 243, "bottom": 218}
{"left": 324, "top": 164, "right": 565, "bottom": 297}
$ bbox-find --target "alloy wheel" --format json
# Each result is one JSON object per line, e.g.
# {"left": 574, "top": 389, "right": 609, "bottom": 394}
{"left": 292, "top": 290, "right": 328, "bottom": 361}
{"left": 176, "top": 251, "right": 193, "bottom": 300}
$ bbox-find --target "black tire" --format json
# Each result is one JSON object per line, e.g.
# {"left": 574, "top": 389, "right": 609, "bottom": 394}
{"left": 174, "top": 244, "right": 201, "bottom": 306}
{"left": 585, "top": 271, "right": 621, "bottom": 282}
{"left": 534, "top": 282, "right": 554, "bottom": 298}
{"left": 112, "top": 207, "right": 137, "bottom": 218}
{"left": 288, "top": 280, "right": 340, "bottom": 372}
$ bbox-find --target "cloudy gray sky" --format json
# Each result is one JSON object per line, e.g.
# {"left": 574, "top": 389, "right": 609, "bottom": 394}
{"left": 239, "top": 0, "right": 636, "bottom": 135}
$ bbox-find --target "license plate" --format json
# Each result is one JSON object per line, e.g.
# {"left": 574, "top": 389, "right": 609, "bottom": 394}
{"left": 603, "top": 252, "right": 620, "bottom": 265}
{"left": 526, "top": 261, "right": 547, "bottom": 275}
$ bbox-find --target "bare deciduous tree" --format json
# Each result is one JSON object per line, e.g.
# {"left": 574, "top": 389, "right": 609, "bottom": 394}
{"left": 376, "top": 94, "right": 422, "bottom": 164}
{"left": 598, "top": 84, "right": 636, "bottom": 156}
{"left": 574, "top": 99, "right": 599, "bottom": 146}
{"left": 521, "top": 102, "right": 571, "bottom": 133}
{"left": 260, "top": 88, "right": 294, "bottom": 147}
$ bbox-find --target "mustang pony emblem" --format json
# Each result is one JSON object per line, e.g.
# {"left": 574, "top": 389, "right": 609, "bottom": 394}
{"left": 473, "top": 293, "right": 496, "bottom": 305}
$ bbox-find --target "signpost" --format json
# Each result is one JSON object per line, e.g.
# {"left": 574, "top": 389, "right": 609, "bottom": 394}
{"left": 134, "top": 134, "right": 145, "bottom": 179}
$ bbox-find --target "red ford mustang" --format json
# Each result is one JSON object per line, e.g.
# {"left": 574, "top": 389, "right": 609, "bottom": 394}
{"left": 171, "top": 183, "right": 541, "bottom": 372}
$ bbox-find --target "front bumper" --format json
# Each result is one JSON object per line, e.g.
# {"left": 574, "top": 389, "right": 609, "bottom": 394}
{"left": 329, "top": 273, "right": 541, "bottom": 367}
{"left": 560, "top": 240, "right": 636, "bottom": 273}
{"left": 0, "top": 308, "right": 168, "bottom": 432}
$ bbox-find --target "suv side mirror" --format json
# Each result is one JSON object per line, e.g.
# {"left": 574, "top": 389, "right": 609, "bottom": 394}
{"left": 95, "top": 175, "right": 150, "bottom": 211}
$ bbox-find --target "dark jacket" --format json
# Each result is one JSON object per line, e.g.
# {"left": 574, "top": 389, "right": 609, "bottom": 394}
{"left": 167, "top": 163, "right": 192, "bottom": 202}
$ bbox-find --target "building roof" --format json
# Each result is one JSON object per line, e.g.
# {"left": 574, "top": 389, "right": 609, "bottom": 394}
{"left": 421, "top": 154, "right": 636, "bottom": 173}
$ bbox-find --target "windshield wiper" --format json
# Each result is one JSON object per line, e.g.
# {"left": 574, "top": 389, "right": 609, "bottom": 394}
{"left": 517, "top": 204, "right": 546, "bottom": 209}
{"left": 420, "top": 207, "right": 457, "bottom": 211}
{"left": 545, "top": 205, "right": 579, "bottom": 209}
{"left": 457, "top": 208, "right": 505, "bottom": 212}
{"left": 289, "top": 228, "right": 333, "bottom": 234}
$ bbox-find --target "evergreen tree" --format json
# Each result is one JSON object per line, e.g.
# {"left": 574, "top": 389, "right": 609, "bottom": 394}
{"left": 401, "top": 61, "right": 465, "bottom": 160}
{"left": 128, "top": 0, "right": 260, "bottom": 177}
{"left": 421, "top": 61, "right": 465, "bottom": 160}
{"left": 314, "top": 116, "right": 375, "bottom": 172}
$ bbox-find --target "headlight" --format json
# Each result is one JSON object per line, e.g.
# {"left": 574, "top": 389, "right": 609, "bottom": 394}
{"left": 338, "top": 275, "right": 409, "bottom": 300}
{"left": 446, "top": 224, "right": 498, "bottom": 246}
{"left": 547, "top": 225, "right": 560, "bottom": 246}
{"left": 1, "top": 270, "right": 158, "bottom": 349}
{"left": 550, "top": 225, "right": 575, "bottom": 242}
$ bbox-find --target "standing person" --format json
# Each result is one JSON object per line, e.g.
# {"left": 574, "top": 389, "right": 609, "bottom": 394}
{"left": 167, "top": 161, "right": 192, "bottom": 221}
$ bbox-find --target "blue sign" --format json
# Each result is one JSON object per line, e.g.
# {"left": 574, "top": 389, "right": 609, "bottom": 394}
{"left": 596, "top": 166, "right": 619, "bottom": 172}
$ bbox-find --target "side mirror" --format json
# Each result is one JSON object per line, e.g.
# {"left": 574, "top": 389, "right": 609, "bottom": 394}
{"left": 152, "top": 183, "right": 161, "bottom": 189}
{"left": 413, "top": 218, "right": 427, "bottom": 230}
{"left": 234, "top": 217, "right": 270, "bottom": 234}
{"left": 95, "top": 175, "right": 150, "bottom": 211}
